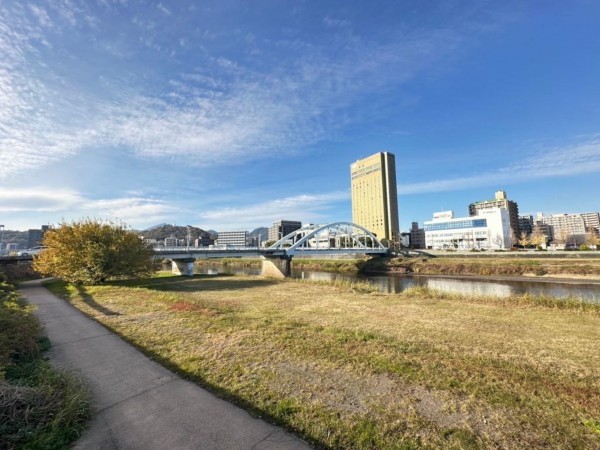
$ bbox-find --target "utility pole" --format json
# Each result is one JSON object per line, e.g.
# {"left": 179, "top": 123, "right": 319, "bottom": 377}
{"left": 0, "top": 224, "right": 4, "bottom": 255}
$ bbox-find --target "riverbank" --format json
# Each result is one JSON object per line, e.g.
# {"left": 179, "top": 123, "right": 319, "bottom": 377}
{"left": 362, "top": 255, "right": 600, "bottom": 280}
{"left": 47, "top": 275, "right": 600, "bottom": 449}
{"left": 198, "top": 256, "right": 600, "bottom": 281}
{"left": 197, "top": 257, "right": 368, "bottom": 273}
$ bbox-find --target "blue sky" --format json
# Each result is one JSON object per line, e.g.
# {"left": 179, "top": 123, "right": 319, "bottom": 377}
{"left": 1, "top": 1, "right": 599, "bottom": 232}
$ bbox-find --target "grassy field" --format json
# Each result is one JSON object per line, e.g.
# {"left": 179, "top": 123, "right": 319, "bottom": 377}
{"left": 47, "top": 274, "right": 600, "bottom": 449}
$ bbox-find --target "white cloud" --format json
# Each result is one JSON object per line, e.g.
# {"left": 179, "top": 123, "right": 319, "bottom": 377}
{"left": 398, "top": 139, "right": 600, "bottom": 195}
{"left": 157, "top": 3, "right": 172, "bottom": 16}
{"left": 0, "top": 187, "right": 175, "bottom": 227}
{"left": 0, "top": 1, "right": 494, "bottom": 178}
{"left": 0, "top": 188, "right": 84, "bottom": 212}
{"left": 86, "top": 197, "right": 178, "bottom": 226}
{"left": 199, "top": 191, "right": 350, "bottom": 231}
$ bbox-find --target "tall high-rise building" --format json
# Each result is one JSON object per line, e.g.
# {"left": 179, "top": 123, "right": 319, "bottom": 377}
{"left": 350, "top": 152, "right": 399, "bottom": 242}
{"left": 469, "top": 190, "right": 519, "bottom": 239}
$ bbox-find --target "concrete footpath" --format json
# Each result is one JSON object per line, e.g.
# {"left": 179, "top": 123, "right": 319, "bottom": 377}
{"left": 19, "top": 280, "right": 310, "bottom": 450}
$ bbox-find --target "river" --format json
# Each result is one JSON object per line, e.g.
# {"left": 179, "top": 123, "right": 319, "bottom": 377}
{"left": 194, "top": 263, "right": 600, "bottom": 303}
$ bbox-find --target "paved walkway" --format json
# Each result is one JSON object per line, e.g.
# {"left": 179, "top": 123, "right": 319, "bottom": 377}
{"left": 20, "top": 279, "right": 310, "bottom": 450}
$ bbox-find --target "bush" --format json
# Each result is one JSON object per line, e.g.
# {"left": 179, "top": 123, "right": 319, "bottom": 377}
{"left": 34, "top": 219, "right": 156, "bottom": 285}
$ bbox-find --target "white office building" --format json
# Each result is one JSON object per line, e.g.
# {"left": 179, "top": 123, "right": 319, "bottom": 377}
{"left": 216, "top": 231, "right": 248, "bottom": 247}
{"left": 425, "top": 208, "right": 511, "bottom": 250}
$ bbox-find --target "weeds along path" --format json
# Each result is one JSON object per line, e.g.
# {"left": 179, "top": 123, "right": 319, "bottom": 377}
{"left": 45, "top": 274, "right": 600, "bottom": 449}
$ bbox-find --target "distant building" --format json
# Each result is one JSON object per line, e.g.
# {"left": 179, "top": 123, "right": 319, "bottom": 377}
{"left": 194, "top": 235, "right": 215, "bottom": 247}
{"left": 216, "top": 231, "right": 248, "bottom": 247}
{"left": 27, "top": 225, "right": 50, "bottom": 248}
{"left": 246, "top": 236, "right": 259, "bottom": 247}
{"left": 268, "top": 220, "right": 302, "bottom": 243}
{"left": 350, "top": 152, "right": 400, "bottom": 242}
{"left": 164, "top": 236, "right": 178, "bottom": 247}
{"left": 533, "top": 221, "right": 551, "bottom": 244}
{"left": 400, "top": 232, "right": 410, "bottom": 248}
{"left": 409, "top": 222, "right": 426, "bottom": 249}
{"left": 539, "top": 213, "right": 587, "bottom": 245}
{"left": 518, "top": 215, "right": 533, "bottom": 236}
{"left": 581, "top": 212, "right": 600, "bottom": 233}
{"left": 469, "top": 191, "right": 519, "bottom": 243}
{"left": 425, "top": 208, "right": 511, "bottom": 250}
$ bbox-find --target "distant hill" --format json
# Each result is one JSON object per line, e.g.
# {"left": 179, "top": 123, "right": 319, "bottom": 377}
{"left": 143, "top": 223, "right": 169, "bottom": 231}
{"left": 1, "top": 230, "right": 28, "bottom": 250}
{"left": 139, "top": 225, "right": 212, "bottom": 242}
{"left": 249, "top": 227, "right": 268, "bottom": 243}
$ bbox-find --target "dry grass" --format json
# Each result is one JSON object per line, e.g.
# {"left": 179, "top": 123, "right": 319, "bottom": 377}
{"left": 398, "top": 256, "right": 600, "bottom": 278}
{"left": 47, "top": 275, "right": 600, "bottom": 449}
{"left": 198, "top": 258, "right": 367, "bottom": 273}
{"left": 0, "top": 275, "right": 92, "bottom": 449}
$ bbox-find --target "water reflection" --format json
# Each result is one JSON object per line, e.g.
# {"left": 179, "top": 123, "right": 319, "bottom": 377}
{"left": 194, "top": 264, "right": 600, "bottom": 303}
{"left": 424, "top": 278, "right": 512, "bottom": 297}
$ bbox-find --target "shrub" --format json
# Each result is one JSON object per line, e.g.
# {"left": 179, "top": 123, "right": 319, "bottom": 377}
{"left": 34, "top": 219, "right": 156, "bottom": 285}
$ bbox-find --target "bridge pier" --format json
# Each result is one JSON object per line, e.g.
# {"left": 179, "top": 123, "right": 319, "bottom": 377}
{"left": 261, "top": 256, "right": 292, "bottom": 278}
{"left": 171, "top": 258, "right": 195, "bottom": 276}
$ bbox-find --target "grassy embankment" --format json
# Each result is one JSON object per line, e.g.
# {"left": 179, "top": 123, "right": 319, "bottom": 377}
{"left": 363, "top": 256, "right": 600, "bottom": 279}
{"left": 200, "top": 256, "right": 600, "bottom": 279}
{"left": 47, "top": 274, "right": 600, "bottom": 449}
{"left": 198, "top": 258, "right": 367, "bottom": 273}
{"left": 0, "top": 271, "right": 92, "bottom": 449}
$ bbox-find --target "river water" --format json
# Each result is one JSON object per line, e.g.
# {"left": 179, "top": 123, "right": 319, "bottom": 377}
{"left": 195, "top": 264, "right": 600, "bottom": 303}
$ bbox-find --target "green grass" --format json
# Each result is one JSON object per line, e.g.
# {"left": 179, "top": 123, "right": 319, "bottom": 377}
{"left": 0, "top": 273, "right": 92, "bottom": 449}
{"left": 46, "top": 275, "right": 600, "bottom": 449}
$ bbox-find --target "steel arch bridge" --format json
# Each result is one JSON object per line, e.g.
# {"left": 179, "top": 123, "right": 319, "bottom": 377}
{"left": 267, "top": 222, "right": 388, "bottom": 256}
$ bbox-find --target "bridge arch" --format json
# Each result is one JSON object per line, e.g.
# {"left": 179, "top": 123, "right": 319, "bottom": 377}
{"left": 268, "top": 222, "right": 387, "bottom": 256}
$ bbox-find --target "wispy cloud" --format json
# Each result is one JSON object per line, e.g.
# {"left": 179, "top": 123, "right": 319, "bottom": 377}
{"left": 0, "top": 188, "right": 83, "bottom": 212}
{"left": 157, "top": 3, "right": 171, "bottom": 16}
{"left": 0, "top": 187, "right": 175, "bottom": 227}
{"left": 0, "top": 1, "right": 502, "bottom": 178}
{"left": 198, "top": 191, "right": 350, "bottom": 231}
{"left": 398, "top": 139, "right": 600, "bottom": 195}
{"left": 86, "top": 197, "right": 178, "bottom": 226}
